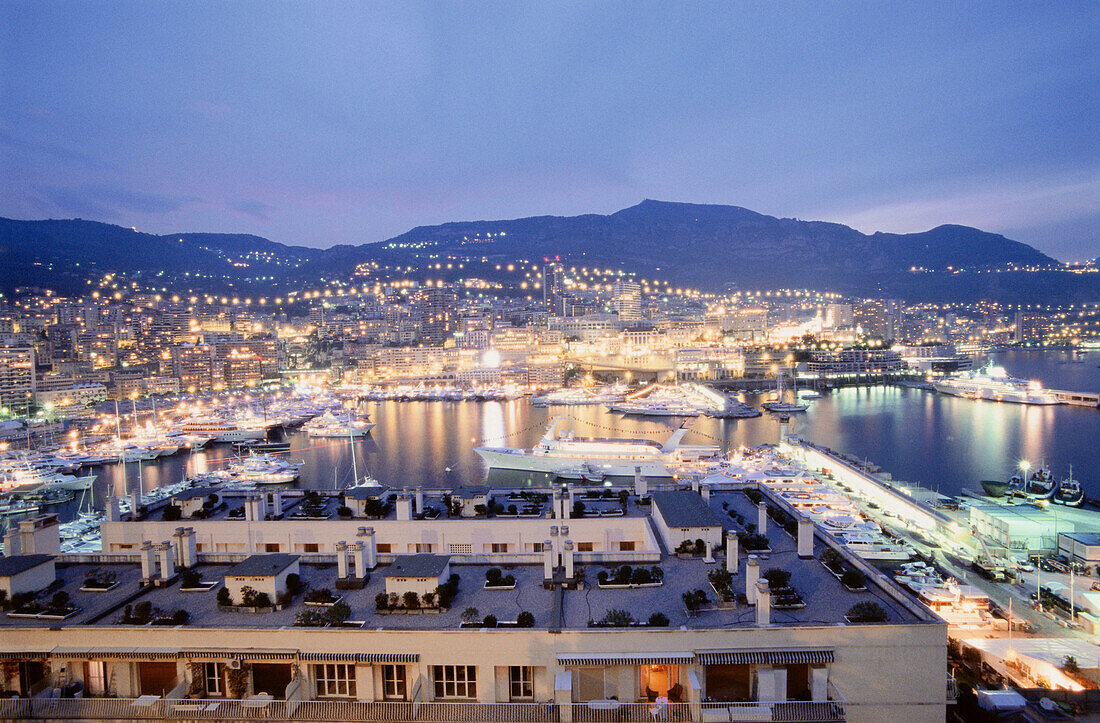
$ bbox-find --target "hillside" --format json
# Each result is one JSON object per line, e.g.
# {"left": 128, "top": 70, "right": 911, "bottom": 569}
{"left": 0, "top": 201, "right": 1090, "bottom": 303}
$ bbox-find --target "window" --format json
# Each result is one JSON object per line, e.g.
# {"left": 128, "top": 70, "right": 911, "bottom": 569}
{"left": 204, "top": 662, "right": 223, "bottom": 696}
{"left": 577, "top": 542, "right": 594, "bottom": 552}
{"left": 449, "top": 543, "right": 473, "bottom": 554}
{"left": 382, "top": 665, "right": 406, "bottom": 700}
{"left": 531, "top": 543, "right": 544, "bottom": 553}
{"left": 264, "top": 543, "right": 280, "bottom": 553}
{"left": 620, "top": 541, "right": 636, "bottom": 551}
{"left": 84, "top": 661, "right": 106, "bottom": 696}
{"left": 314, "top": 663, "right": 357, "bottom": 698}
{"left": 491, "top": 543, "right": 509, "bottom": 553}
{"left": 509, "top": 666, "right": 533, "bottom": 700}
{"left": 415, "top": 543, "right": 433, "bottom": 553}
{"left": 432, "top": 665, "right": 477, "bottom": 699}
{"left": 376, "top": 543, "right": 392, "bottom": 553}
{"left": 301, "top": 543, "right": 319, "bottom": 553}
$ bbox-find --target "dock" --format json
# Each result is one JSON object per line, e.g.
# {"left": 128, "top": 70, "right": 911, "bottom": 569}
{"left": 1053, "top": 389, "right": 1100, "bottom": 407}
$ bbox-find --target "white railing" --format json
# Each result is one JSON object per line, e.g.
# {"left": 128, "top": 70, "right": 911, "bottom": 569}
{"left": 700, "top": 700, "right": 845, "bottom": 722}
{"left": 0, "top": 697, "right": 560, "bottom": 721}
{"left": 572, "top": 702, "right": 690, "bottom": 722}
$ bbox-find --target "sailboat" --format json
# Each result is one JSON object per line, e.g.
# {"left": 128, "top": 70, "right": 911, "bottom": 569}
{"left": 762, "top": 372, "right": 809, "bottom": 413}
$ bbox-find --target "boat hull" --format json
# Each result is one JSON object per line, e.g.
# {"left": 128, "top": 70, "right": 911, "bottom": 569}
{"left": 474, "top": 447, "right": 673, "bottom": 478}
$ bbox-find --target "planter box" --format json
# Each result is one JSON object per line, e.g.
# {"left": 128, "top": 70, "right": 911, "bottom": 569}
{"left": 80, "top": 582, "right": 120, "bottom": 593}
{"left": 708, "top": 582, "right": 737, "bottom": 608}
{"left": 483, "top": 583, "right": 516, "bottom": 590}
{"left": 741, "top": 547, "right": 772, "bottom": 555}
{"left": 6, "top": 612, "right": 41, "bottom": 619}
{"left": 36, "top": 609, "right": 80, "bottom": 620}
{"left": 217, "top": 604, "right": 282, "bottom": 614}
{"left": 180, "top": 582, "right": 219, "bottom": 592}
{"left": 844, "top": 615, "right": 884, "bottom": 624}
{"left": 773, "top": 602, "right": 806, "bottom": 610}
{"left": 304, "top": 596, "right": 344, "bottom": 607}
{"left": 377, "top": 607, "right": 443, "bottom": 615}
{"left": 597, "top": 581, "right": 663, "bottom": 589}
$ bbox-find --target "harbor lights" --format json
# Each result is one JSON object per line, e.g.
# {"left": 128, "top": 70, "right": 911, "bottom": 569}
{"left": 1019, "top": 460, "right": 1031, "bottom": 474}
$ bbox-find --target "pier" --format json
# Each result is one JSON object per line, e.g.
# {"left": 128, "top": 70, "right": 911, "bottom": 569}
{"left": 1053, "top": 389, "right": 1100, "bottom": 407}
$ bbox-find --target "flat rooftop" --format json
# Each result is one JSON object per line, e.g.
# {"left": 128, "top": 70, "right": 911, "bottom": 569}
{"left": 4, "top": 488, "right": 930, "bottom": 632}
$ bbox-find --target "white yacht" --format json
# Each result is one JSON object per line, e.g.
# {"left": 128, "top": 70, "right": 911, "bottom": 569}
{"left": 303, "top": 411, "right": 375, "bottom": 438}
{"left": 932, "top": 362, "right": 1060, "bottom": 405}
{"left": 530, "top": 383, "right": 629, "bottom": 407}
{"left": 177, "top": 418, "right": 267, "bottom": 442}
{"left": 831, "top": 530, "right": 912, "bottom": 561}
{"left": 474, "top": 419, "right": 719, "bottom": 478}
{"left": 225, "top": 454, "right": 300, "bottom": 485}
{"left": 761, "top": 373, "right": 808, "bottom": 413}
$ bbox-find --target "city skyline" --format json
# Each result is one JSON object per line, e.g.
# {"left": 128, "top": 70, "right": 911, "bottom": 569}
{"left": 2, "top": 3, "right": 1097, "bottom": 260}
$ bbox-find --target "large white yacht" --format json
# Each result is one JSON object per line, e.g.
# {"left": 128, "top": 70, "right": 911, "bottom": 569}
{"left": 474, "top": 419, "right": 719, "bottom": 478}
{"left": 177, "top": 418, "right": 267, "bottom": 442}
{"left": 932, "top": 362, "right": 1060, "bottom": 405}
{"left": 303, "top": 411, "right": 375, "bottom": 438}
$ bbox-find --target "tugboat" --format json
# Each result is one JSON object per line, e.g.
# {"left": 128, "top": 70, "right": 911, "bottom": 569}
{"left": 1053, "top": 467, "right": 1085, "bottom": 507}
{"left": 1023, "top": 465, "right": 1058, "bottom": 500}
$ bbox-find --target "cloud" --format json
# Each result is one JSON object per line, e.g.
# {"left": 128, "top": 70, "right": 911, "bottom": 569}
{"left": 229, "top": 199, "right": 277, "bottom": 221}
{"left": 36, "top": 183, "right": 196, "bottom": 218}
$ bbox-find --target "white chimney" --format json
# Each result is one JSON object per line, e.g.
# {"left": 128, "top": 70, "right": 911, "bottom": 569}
{"left": 362, "top": 527, "right": 377, "bottom": 569}
{"left": 701, "top": 484, "right": 711, "bottom": 502}
{"left": 336, "top": 540, "right": 348, "bottom": 578}
{"left": 175, "top": 527, "right": 197, "bottom": 569}
{"left": 634, "top": 467, "right": 648, "bottom": 497}
{"left": 396, "top": 492, "right": 412, "bottom": 521}
{"left": 726, "top": 530, "right": 739, "bottom": 573}
{"left": 563, "top": 540, "right": 575, "bottom": 579}
{"left": 415, "top": 487, "right": 424, "bottom": 515}
{"left": 755, "top": 579, "right": 771, "bottom": 625}
{"left": 543, "top": 540, "right": 555, "bottom": 580}
{"left": 129, "top": 491, "right": 141, "bottom": 519}
{"left": 757, "top": 501, "right": 768, "bottom": 534}
{"left": 157, "top": 541, "right": 175, "bottom": 581}
{"left": 104, "top": 495, "right": 121, "bottom": 522}
{"left": 351, "top": 541, "right": 366, "bottom": 579}
{"left": 704, "top": 539, "right": 714, "bottom": 564}
{"left": 139, "top": 541, "right": 156, "bottom": 582}
{"left": 797, "top": 515, "right": 814, "bottom": 558}
{"left": 270, "top": 490, "right": 282, "bottom": 516}
{"left": 746, "top": 555, "right": 760, "bottom": 604}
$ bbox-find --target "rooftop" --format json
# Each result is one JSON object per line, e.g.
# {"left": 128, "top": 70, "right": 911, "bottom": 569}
{"left": 226, "top": 554, "right": 299, "bottom": 577}
{"left": 0, "top": 554, "right": 53, "bottom": 577}
{"left": 384, "top": 554, "right": 450, "bottom": 578}
{"left": 652, "top": 490, "right": 726, "bottom": 528}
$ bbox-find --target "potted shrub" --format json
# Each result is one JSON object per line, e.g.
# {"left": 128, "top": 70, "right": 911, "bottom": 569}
{"left": 845, "top": 601, "right": 888, "bottom": 623}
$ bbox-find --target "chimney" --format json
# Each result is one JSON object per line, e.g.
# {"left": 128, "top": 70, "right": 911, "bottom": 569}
{"left": 567, "top": 483, "right": 575, "bottom": 509}
{"left": 726, "top": 530, "right": 739, "bottom": 573}
{"left": 543, "top": 540, "right": 555, "bottom": 581}
{"left": 139, "top": 541, "right": 157, "bottom": 582}
{"left": 129, "top": 491, "right": 141, "bottom": 519}
{"left": 704, "top": 538, "right": 715, "bottom": 564}
{"left": 746, "top": 555, "right": 760, "bottom": 604}
{"left": 691, "top": 475, "right": 700, "bottom": 493}
{"left": 396, "top": 491, "right": 413, "bottom": 521}
{"left": 351, "top": 541, "right": 366, "bottom": 580}
{"left": 336, "top": 540, "right": 348, "bottom": 579}
{"left": 362, "top": 527, "right": 377, "bottom": 569}
{"left": 563, "top": 540, "right": 575, "bottom": 579}
{"left": 779, "top": 418, "right": 789, "bottom": 444}
{"left": 157, "top": 541, "right": 175, "bottom": 581}
{"left": 18, "top": 520, "right": 35, "bottom": 555}
{"left": 797, "top": 515, "right": 814, "bottom": 558}
{"left": 757, "top": 501, "right": 768, "bottom": 534}
{"left": 634, "top": 467, "right": 648, "bottom": 497}
{"left": 270, "top": 490, "right": 282, "bottom": 516}
{"left": 244, "top": 494, "right": 258, "bottom": 521}
{"left": 701, "top": 484, "right": 711, "bottom": 503}
{"left": 755, "top": 579, "right": 771, "bottom": 625}
{"left": 104, "top": 495, "right": 121, "bottom": 522}
{"left": 174, "top": 527, "right": 197, "bottom": 569}
{"left": 415, "top": 487, "right": 424, "bottom": 516}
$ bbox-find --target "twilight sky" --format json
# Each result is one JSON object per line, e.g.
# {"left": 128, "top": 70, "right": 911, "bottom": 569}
{"left": 2, "top": 2, "right": 1097, "bottom": 260}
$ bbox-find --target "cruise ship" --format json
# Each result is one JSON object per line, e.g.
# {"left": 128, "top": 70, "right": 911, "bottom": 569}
{"left": 474, "top": 419, "right": 719, "bottom": 478}
{"left": 932, "top": 362, "right": 1060, "bottom": 405}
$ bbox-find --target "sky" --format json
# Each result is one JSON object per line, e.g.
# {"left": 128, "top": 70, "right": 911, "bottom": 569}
{"left": 1, "top": 2, "right": 1097, "bottom": 260}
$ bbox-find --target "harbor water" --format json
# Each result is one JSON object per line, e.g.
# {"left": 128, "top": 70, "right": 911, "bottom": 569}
{"left": 77, "top": 349, "right": 1099, "bottom": 515}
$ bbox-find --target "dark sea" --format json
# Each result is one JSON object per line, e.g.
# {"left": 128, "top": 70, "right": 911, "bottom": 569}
{"left": 86, "top": 349, "right": 1099, "bottom": 512}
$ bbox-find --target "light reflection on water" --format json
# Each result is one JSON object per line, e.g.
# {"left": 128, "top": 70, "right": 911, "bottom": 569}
{"left": 77, "top": 349, "right": 1098, "bottom": 515}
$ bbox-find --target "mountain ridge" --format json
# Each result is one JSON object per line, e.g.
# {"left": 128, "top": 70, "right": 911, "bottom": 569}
{"left": 0, "top": 201, "right": 1088, "bottom": 303}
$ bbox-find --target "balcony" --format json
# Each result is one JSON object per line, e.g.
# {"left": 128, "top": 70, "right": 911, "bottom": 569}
{"left": 0, "top": 698, "right": 560, "bottom": 722}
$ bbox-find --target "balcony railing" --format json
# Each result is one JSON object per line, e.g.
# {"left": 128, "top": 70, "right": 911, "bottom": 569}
{"left": 0, "top": 698, "right": 560, "bottom": 722}
{"left": 572, "top": 702, "right": 690, "bottom": 721}
{"left": 698, "top": 700, "right": 845, "bottom": 722}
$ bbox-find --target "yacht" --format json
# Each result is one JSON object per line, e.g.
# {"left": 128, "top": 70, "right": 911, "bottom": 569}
{"left": 303, "top": 411, "right": 375, "bottom": 438}
{"left": 932, "top": 362, "right": 1060, "bottom": 405}
{"left": 606, "top": 401, "right": 702, "bottom": 417}
{"left": 225, "top": 453, "right": 300, "bottom": 485}
{"left": 177, "top": 418, "right": 266, "bottom": 443}
{"left": 475, "top": 419, "right": 719, "bottom": 478}
{"left": 831, "top": 530, "right": 912, "bottom": 561}
{"left": 530, "top": 383, "right": 628, "bottom": 407}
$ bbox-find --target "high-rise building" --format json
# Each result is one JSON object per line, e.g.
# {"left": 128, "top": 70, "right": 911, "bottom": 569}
{"left": 613, "top": 280, "right": 642, "bottom": 321}
{"left": 420, "top": 288, "right": 456, "bottom": 345}
{"left": 0, "top": 345, "right": 36, "bottom": 414}
{"left": 542, "top": 260, "right": 566, "bottom": 315}
{"left": 170, "top": 343, "right": 214, "bottom": 392}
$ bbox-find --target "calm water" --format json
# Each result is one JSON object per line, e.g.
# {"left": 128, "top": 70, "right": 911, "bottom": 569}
{"left": 88, "top": 349, "right": 1099, "bottom": 512}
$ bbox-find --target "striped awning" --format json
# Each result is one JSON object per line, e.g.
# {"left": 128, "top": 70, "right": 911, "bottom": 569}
{"left": 0, "top": 650, "right": 50, "bottom": 660}
{"left": 178, "top": 649, "right": 297, "bottom": 661}
{"left": 52, "top": 648, "right": 179, "bottom": 660}
{"left": 696, "top": 650, "right": 834, "bottom": 666}
{"left": 558, "top": 653, "right": 694, "bottom": 666}
{"left": 299, "top": 652, "right": 418, "bottom": 663}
